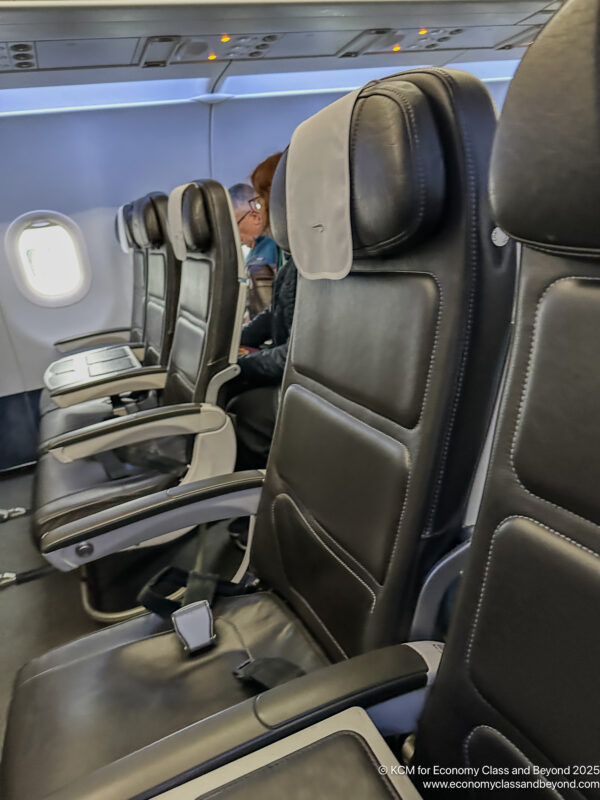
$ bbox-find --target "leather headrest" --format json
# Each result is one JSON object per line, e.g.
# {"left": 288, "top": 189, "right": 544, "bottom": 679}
{"left": 490, "top": 0, "right": 600, "bottom": 255}
{"left": 131, "top": 192, "right": 168, "bottom": 248}
{"left": 350, "top": 79, "right": 445, "bottom": 258}
{"left": 180, "top": 183, "right": 212, "bottom": 253}
{"left": 270, "top": 151, "right": 289, "bottom": 253}
{"left": 271, "top": 75, "right": 445, "bottom": 272}
{"left": 114, "top": 202, "right": 134, "bottom": 251}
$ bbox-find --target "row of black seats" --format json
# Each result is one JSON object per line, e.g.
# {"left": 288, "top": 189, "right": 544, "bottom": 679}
{"left": 27, "top": 180, "right": 250, "bottom": 615}
{"left": 2, "top": 1, "right": 599, "bottom": 797}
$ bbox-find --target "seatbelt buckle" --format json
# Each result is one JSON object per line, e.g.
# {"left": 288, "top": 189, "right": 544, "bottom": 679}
{"left": 171, "top": 599, "right": 216, "bottom": 656}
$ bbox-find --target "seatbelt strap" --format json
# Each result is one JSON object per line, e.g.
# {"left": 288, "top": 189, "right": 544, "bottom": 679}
{"left": 96, "top": 450, "right": 133, "bottom": 480}
{"left": 137, "top": 565, "right": 257, "bottom": 619}
{"left": 233, "top": 657, "right": 306, "bottom": 689}
{"left": 137, "top": 565, "right": 191, "bottom": 618}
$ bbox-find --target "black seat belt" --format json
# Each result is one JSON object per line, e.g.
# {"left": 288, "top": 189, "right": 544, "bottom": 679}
{"left": 137, "top": 565, "right": 256, "bottom": 619}
{"left": 233, "top": 657, "right": 306, "bottom": 689}
{"left": 137, "top": 566, "right": 305, "bottom": 688}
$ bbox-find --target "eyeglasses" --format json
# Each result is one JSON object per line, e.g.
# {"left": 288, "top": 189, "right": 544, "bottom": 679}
{"left": 236, "top": 196, "right": 262, "bottom": 225}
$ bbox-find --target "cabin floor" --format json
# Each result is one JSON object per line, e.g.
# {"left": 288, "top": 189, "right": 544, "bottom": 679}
{"left": 0, "top": 468, "right": 99, "bottom": 747}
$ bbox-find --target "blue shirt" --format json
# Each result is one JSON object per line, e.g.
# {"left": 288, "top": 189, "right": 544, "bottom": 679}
{"left": 246, "top": 235, "right": 280, "bottom": 277}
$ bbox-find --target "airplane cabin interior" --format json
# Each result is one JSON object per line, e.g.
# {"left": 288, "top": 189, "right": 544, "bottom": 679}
{"left": 0, "top": 0, "right": 599, "bottom": 798}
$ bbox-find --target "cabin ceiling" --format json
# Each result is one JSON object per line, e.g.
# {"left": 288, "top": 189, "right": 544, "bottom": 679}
{"left": 0, "top": 1, "right": 562, "bottom": 90}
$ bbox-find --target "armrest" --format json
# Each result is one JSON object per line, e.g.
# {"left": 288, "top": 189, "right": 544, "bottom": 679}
{"left": 54, "top": 327, "right": 131, "bottom": 353}
{"left": 49, "top": 366, "right": 167, "bottom": 408}
{"left": 47, "top": 643, "right": 434, "bottom": 800}
{"left": 44, "top": 402, "right": 223, "bottom": 462}
{"left": 41, "top": 470, "right": 264, "bottom": 569}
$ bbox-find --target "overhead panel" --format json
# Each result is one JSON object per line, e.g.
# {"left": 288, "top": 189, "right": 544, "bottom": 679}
{"left": 173, "top": 31, "right": 356, "bottom": 62}
{"left": 365, "top": 24, "right": 545, "bottom": 55}
{"left": 35, "top": 38, "right": 139, "bottom": 69}
{"left": 0, "top": 0, "right": 562, "bottom": 78}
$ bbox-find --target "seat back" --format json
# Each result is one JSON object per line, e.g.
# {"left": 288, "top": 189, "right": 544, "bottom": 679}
{"left": 162, "top": 179, "right": 244, "bottom": 405}
{"left": 415, "top": 1, "right": 600, "bottom": 790}
{"left": 115, "top": 201, "right": 146, "bottom": 344}
{"left": 130, "top": 192, "right": 181, "bottom": 366}
{"left": 250, "top": 70, "right": 516, "bottom": 661}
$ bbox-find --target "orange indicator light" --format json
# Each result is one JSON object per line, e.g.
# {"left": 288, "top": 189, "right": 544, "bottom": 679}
{"left": 221, "top": 34, "right": 231, "bottom": 43}
{"left": 418, "top": 28, "right": 428, "bottom": 35}
{"left": 392, "top": 44, "right": 402, "bottom": 52}
{"left": 208, "top": 53, "right": 217, "bottom": 60}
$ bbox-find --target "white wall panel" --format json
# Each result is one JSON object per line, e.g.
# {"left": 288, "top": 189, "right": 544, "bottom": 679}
{"left": 0, "top": 101, "right": 209, "bottom": 395}
{"left": 211, "top": 92, "right": 345, "bottom": 189}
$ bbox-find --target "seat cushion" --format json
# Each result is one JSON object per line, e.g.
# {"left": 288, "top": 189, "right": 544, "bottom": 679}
{"left": 39, "top": 396, "right": 116, "bottom": 443}
{"left": 38, "top": 392, "right": 160, "bottom": 445}
{"left": 0, "top": 592, "right": 330, "bottom": 800}
{"left": 33, "top": 439, "right": 187, "bottom": 544}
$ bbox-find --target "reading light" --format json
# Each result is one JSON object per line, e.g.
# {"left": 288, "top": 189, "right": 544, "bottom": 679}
{"left": 418, "top": 28, "right": 428, "bottom": 35}
{"left": 221, "top": 34, "right": 231, "bottom": 43}
{"left": 392, "top": 44, "right": 402, "bottom": 52}
{"left": 208, "top": 53, "right": 217, "bottom": 60}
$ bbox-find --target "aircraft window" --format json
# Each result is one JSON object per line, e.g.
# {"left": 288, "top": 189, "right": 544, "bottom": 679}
{"left": 6, "top": 212, "right": 91, "bottom": 306}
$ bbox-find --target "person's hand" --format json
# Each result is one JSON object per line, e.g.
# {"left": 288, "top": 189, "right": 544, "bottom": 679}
{"left": 238, "top": 346, "right": 259, "bottom": 356}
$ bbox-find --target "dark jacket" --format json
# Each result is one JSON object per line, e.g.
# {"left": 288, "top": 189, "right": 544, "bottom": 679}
{"left": 239, "top": 255, "right": 297, "bottom": 384}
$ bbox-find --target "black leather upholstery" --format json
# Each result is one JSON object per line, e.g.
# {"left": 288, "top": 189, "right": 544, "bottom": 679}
{"left": 180, "top": 182, "right": 213, "bottom": 252}
{"left": 0, "top": 70, "right": 515, "bottom": 799}
{"left": 163, "top": 179, "right": 240, "bottom": 405}
{"left": 38, "top": 190, "right": 181, "bottom": 440}
{"left": 256, "top": 69, "right": 515, "bottom": 660}
{"left": 490, "top": 0, "right": 600, "bottom": 256}
{"left": 0, "top": 593, "right": 328, "bottom": 799}
{"left": 33, "top": 179, "right": 240, "bottom": 544}
{"left": 121, "top": 201, "right": 147, "bottom": 345}
{"left": 414, "top": 2, "right": 600, "bottom": 794}
{"left": 191, "top": 732, "right": 403, "bottom": 800}
{"left": 131, "top": 191, "right": 168, "bottom": 248}
{"left": 350, "top": 80, "right": 445, "bottom": 257}
{"left": 271, "top": 80, "right": 446, "bottom": 261}
{"left": 132, "top": 192, "right": 180, "bottom": 367}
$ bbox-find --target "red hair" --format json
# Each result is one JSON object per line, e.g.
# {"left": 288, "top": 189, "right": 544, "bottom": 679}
{"left": 250, "top": 152, "right": 283, "bottom": 233}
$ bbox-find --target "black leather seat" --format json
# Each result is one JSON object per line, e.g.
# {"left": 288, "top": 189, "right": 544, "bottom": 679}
{"left": 0, "top": 68, "right": 514, "bottom": 799}
{"left": 38, "top": 191, "right": 181, "bottom": 439}
{"left": 33, "top": 180, "right": 242, "bottom": 547}
{"left": 413, "top": 1, "right": 600, "bottom": 790}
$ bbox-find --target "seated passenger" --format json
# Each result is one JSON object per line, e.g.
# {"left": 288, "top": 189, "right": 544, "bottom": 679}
{"left": 228, "top": 182, "right": 281, "bottom": 318}
{"left": 226, "top": 152, "right": 297, "bottom": 470}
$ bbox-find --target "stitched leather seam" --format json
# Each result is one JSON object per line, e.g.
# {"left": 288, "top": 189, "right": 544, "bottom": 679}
{"left": 463, "top": 725, "right": 568, "bottom": 800}
{"left": 262, "top": 591, "right": 332, "bottom": 663}
{"left": 510, "top": 276, "right": 600, "bottom": 531}
{"left": 271, "top": 383, "right": 412, "bottom": 589}
{"left": 269, "top": 500, "right": 347, "bottom": 660}
{"left": 350, "top": 83, "right": 427, "bottom": 251}
{"left": 466, "top": 514, "right": 600, "bottom": 750}
{"left": 200, "top": 731, "right": 399, "bottom": 800}
{"left": 274, "top": 492, "right": 378, "bottom": 612}
{"left": 290, "top": 270, "right": 442, "bottom": 435}
{"left": 422, "top": 68, "right": 479, "bottom": 538}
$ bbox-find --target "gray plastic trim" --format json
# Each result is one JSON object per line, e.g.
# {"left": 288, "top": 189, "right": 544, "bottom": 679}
{"left": 409, "top": 541, "right": 471, "bottom": 641}
{"left": 367, "top": 641, "right": 444, "bottom": 735}
{"left": 54, "top": 328, "right": 131, "bottom": 353}
{"left": 43, "top": 486, "right": 262, "bottom": 571}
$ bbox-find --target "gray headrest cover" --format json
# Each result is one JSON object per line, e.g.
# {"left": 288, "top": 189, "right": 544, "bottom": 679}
{"left": 286, "top": 89, "right": 360, "bottom": 280}
{"left": 167, "top": 182, "right": 193, "bottom": 262}
{"left": 116, "top": 204, "right": 132, "bottom": 255}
